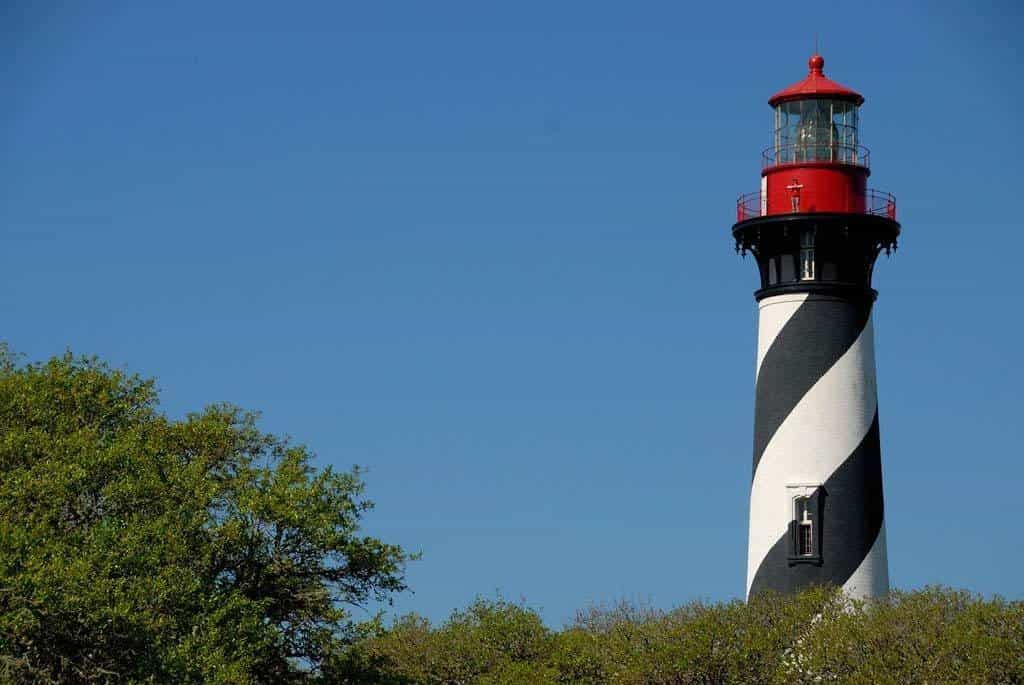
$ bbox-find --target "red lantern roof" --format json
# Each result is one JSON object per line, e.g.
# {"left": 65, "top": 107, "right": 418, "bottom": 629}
{"left": 768, "top": 54, "right": 864, "bottom": 107}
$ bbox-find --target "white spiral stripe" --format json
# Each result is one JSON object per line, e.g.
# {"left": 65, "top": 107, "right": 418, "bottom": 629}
{"left": 755, "top": 293, "right": 809, "bottom": 382}
{"left": 844, "top": 521, "right": 889, "bottom": 599}
{"left": 746, "top": 315, "right": 878, "bottom": 597}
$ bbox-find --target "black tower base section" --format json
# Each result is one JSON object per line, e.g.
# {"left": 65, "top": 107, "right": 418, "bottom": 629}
{"left": 732, "top": 213, "right": 900, "bottom": 301}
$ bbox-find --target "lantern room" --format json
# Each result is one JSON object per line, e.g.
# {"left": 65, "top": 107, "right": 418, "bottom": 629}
{"left": 768, "top": 53, "right": 863, "bottom": 166}
{"left": 736, "top": 54, "right": 895, "bottom": 221}
{"left": 732, "top": 53, "right": 899, "bottom": 299}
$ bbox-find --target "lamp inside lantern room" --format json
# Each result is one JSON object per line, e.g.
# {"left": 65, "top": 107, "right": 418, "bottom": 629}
{"left": 774, "top": 97, "right": 859, "bottom": 164}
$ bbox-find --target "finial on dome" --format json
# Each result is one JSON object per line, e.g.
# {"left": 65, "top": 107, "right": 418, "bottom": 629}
{"left": 809, "top": 54, "right": 825, "bottom": 75}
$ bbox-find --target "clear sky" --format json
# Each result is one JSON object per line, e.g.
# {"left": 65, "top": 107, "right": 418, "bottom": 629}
{"left": 3, "top": 1, "right": 1022, "bottom": 626}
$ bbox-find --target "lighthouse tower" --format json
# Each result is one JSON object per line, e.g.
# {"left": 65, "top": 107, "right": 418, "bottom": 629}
{"left": 733, "top": 54, "right": 899, "bottom": 599}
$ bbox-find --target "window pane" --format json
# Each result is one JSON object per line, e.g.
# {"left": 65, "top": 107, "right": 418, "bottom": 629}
{"left": 800, "top": 249, "right": 815, "bottom": 280}
{"left": 799, "top": 523, "right": 813, "bottom": 556}
{"left": 772, "top": 99, "right": 861, "bottom": 165}
{"left": 796, "top": 100, "right": 832, "bottom": 161}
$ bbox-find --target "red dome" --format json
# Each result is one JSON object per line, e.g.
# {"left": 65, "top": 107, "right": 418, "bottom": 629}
{"left": 768, "top": 54, "right": 864, "bottom": 107}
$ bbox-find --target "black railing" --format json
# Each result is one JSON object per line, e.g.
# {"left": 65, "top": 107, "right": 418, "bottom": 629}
{"left": 736, "top": 189, "right": 896, "bottom": 222}
{"left": 763, "top": 143, "right": 871, "bottom": 169}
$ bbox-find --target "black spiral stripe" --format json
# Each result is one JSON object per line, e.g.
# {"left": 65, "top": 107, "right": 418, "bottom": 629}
{"left": 748, "top": 293, "right": 887, "bottom": 597}
{"left": 752, "top": 296, "right": 873, "bottom": 479}
{"left": 749, "top": 411, "right": 885, "bottom": 595}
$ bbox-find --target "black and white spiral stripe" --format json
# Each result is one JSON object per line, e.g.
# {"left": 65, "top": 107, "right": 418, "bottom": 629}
{"left": 746, "top": 292, "right": 889, "bottom": 599}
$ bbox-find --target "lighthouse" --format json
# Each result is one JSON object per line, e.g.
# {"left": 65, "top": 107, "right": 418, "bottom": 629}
{"left": 733, "top": 54, "right": 899, "bottom": 599}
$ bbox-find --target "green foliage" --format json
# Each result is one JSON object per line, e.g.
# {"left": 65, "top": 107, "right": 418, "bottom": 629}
{"left": 327, "top": 597, "right": 553, "bottom": 684}
{"left": 330, "top": 588, "right": 1022, "bottom": 685}
{"left": 0, "top": 351, "right": 412, "bottom": 683}
{"left": 780, "top": 587, "right": 1024, "bottom": 685}
{"left": 545, "top": 587, "right": 841, "bottom": 685}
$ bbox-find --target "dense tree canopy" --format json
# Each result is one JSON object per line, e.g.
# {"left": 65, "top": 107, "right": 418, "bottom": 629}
{"left": 334, "top": 588, "right": 1023, "bottom": 685}
{"left": 0, "top": 349, "right": 412, "bottom": 683}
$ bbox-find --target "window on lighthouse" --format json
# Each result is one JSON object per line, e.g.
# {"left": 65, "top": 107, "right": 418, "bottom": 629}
{"left": 796, "top": 101, "right": 835, "bottom": 162}
{"left": 796, "top": 497, "right": 814, "bottom": 556}
{"left": 832, "top": 101, "right": 858, "bottom": 162}
{"left": 799, "top": 229, "right": 816, "bottom": 280}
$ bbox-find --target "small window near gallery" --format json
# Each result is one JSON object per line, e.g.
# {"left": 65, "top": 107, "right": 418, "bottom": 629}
{"left": 799, "top": 229, "right": 816, "bottom": 281}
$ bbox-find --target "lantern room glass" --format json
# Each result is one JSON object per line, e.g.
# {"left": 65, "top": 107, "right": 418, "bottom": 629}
{"left": 773, "top": 99, "right": 859, "bottom": 164}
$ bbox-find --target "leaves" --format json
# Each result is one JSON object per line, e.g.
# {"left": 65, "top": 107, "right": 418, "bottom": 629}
{"left": 781, "top": 587, "right": 1024, "bottom": 685}
{"left": 328, "top": 597, "right": 553, "bottom": 685}
{"left": 0, "top": 351, "right": 411, "bottom": 684}
{"left": 330, "top": 588, "right": 1023, "bottom": 685}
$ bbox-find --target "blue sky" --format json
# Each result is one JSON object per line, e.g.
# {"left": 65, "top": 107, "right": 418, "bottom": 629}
{"left": 3, "top": 1, "right": 1022, "bottom": 626}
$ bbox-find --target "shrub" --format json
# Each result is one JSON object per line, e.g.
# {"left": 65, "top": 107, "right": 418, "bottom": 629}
{"left": 331, "top": 597, "right": 551, "bottom": 684}
{"left": 779, "top": 587, "right": 1024, "bottom": 685}
{"left": 328, "top": 587, "right": 1023, "bottom": 685}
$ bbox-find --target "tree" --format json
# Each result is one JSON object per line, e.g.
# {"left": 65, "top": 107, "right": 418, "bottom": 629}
{"left": 779, "top": 587, "right": 1024, "bottom": 685}
{"left": 328, "top": 597, "right": 554, "bottom": 684}
{"left": 328, "top": 587, "right": 1023, "bottom": 685}
{"left": 0, "top": 349, "right": 412, "bottom": 684}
